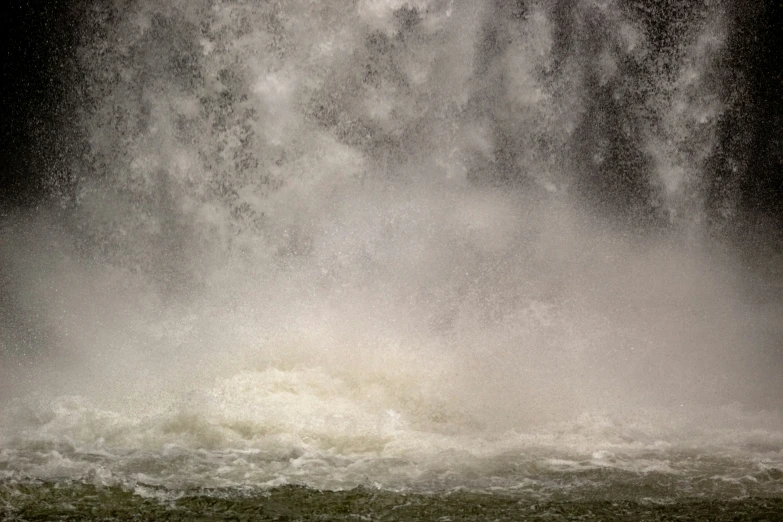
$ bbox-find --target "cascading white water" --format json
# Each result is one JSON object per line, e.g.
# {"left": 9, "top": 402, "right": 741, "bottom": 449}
{"left": 1, "top": 0, "right": 781, "bottom": 498}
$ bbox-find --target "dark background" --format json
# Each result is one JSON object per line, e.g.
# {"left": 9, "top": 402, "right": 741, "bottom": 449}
{"left": 0, "top": 0, "right": 82, "bottom": 212}
{"left": 719, "top": 0, "right": 783, "bottom": 232}
{"left": 0, "top": 0, "right": 781, "bottom": 229}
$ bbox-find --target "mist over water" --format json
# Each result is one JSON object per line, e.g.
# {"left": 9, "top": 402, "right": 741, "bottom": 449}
{"left": 1, "top": 0, "right": 782, "bottom": 498}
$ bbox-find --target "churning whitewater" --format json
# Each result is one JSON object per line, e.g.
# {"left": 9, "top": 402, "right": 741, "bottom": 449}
{"left": 1, "top": 0, "right": 782, "bottom": 510}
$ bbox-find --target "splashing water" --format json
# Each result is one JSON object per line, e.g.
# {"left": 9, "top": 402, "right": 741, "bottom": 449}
{"left": 1, "top": 0, "right": 782, "bottom": 506}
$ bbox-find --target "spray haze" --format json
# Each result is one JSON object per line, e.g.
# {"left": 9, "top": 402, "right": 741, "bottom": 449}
{"left": 1, "top": 0, "right": 782, "bottom": 493}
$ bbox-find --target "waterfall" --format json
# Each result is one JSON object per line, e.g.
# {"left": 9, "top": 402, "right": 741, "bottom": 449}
{"left": 0, "top": 0, "right": 781, "bottom": 500}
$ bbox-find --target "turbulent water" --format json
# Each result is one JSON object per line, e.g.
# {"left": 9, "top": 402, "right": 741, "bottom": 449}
{"left": 1, "top": 0, "right": 782, "bottom": 519}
